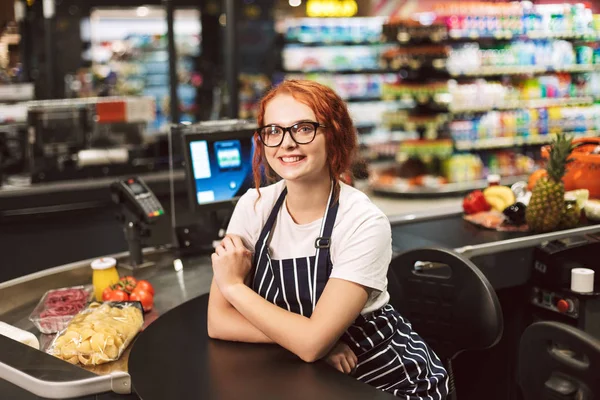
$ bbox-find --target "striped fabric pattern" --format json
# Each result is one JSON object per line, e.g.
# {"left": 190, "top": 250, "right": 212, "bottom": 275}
{"left": 343, "top": 305, "right": 449, "bottom": 399}
{"left": 250, "top": 185, "right": 448, "bottom": 399}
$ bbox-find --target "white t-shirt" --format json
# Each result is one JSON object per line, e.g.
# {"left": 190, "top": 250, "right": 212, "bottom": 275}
{"left": 226, "top": 180, "right": 392, "bottom": 315}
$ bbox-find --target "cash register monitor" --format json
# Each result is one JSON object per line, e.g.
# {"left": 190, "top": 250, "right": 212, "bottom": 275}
{"left": 181, "top": 120, "right": 258, "bottom": 214}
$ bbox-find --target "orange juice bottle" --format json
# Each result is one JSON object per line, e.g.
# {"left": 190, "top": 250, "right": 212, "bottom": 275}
{"left": 91, "top": 258, "right": 120, "bottom": 301}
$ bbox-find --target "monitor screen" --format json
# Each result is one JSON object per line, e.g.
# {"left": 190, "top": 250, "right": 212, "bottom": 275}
{"left": 181, "top": 120, "right": 258, "bottom": 211}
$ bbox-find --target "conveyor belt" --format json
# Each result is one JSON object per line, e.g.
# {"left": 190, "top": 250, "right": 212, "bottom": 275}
{"left": 392, "top": 214, "right": 530, "bottom": 253}
{"left": 391, "top": 212, "right": 600, "bottom": 289}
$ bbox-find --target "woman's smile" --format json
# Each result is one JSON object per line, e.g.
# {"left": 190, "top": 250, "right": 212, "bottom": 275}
{"left": 278, "top": 154, "right": 307, "bottom": 165}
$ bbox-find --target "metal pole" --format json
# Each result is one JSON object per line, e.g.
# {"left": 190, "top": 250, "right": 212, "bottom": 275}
{"left": 164, "top": 0, "right": 180, "bottom": 124}
{"left": 42, "top": 0, "right": 55, "bottom": 98}
{"left": 224, "top": 0, "right": 239, "bottom": 119}
{"left": 14, "top": 0, "right": 29, "bottom": 82}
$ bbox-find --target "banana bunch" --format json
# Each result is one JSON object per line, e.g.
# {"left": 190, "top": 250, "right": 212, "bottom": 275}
{"left": 483, "top": 186, "right": 516, "bottom": 212}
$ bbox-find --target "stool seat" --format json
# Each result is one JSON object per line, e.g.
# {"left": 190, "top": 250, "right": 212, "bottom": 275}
{"left": 387, "top": 247, "right": 504, "bottom": 399}
{"left": 518, "top": 321, "right": 600, "bottom": 400}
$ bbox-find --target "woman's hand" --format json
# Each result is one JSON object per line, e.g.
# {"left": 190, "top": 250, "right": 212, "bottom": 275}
{"left": 211, "top": 235, "right": 253, "bottom": 294}
{"left": 324, "top": 341, "right": 357, "bottom": 374}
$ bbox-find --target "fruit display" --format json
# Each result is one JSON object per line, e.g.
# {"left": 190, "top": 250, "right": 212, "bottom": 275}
{"left": 503, "top": 202, "right": 528, "bottom": 225}
{"left": 102, "top": 276, "right": 155, "bottom": 312}
{"left": 585, "top": 199, "right": 600, "bottom": 221}
{"left": 542, "top": 137, "right": 600, "bottom": 199}
{"left": 483, "top": 185, "right": 516, "bottom": 211}
{"left": 526, "top": 133, "right": 575, "bottom": 232}
{"left": 462, "top": 190, "right": 491, "bottom": 214}
{"left": 560, "top": 198, "right": 581, "bottom": 229}
{"left": 461, "top": 148, "right": 597, "bottom": 232}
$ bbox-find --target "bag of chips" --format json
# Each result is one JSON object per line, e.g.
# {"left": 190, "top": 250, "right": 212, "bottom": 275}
{"left": 47, "top": 301, "right": 143, "bottom": 366}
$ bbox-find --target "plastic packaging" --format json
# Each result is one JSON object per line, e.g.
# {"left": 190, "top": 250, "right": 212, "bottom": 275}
{"left": 28, "top": 286, "right": 92, "bottom": 334}
{"left": 0, "top": 321, "right": 40, "bottom": 349}
{"left": 47, "top": 302, "right": 144, "bottom": 366}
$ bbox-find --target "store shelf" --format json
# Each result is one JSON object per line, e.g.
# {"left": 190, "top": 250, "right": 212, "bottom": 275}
{"left": 371, "top": 174, "right": 530, "bottom": 198}
{"left": 0, "top": 83, "right": 34, "bottom": 102}
{"left": 449, "top": 64, "right": 600, "bottom": 77}
{"left": 450, "top": 97, "right": 596, "bottom": 113}
{"left": 454, "top": 131, "right": 599, "bottom": 151}
{"left": 285, "top": 40, "right": 382, "bottom": 46}
{"left": 448, "top": 30, "right": 600, "bottom": 41}
{"left": 283, "top": 69, "right": 398, "bottom": 75}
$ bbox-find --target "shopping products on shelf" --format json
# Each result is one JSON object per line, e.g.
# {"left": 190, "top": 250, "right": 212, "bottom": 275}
{"left": 283, "top": 73, "right": 401, "bottom": 100}
{"left": 238, "top": 74, "right": 271, "bottom": 120}
{"left": 283, "top": 17, "right": 386, "bottom": 43}
{"left": 448, "top": 74, "right": 600, "bottom": 112}
{"left": 381, "top": 81, "right": 450, "bottom": 103}
{"left": 282, "top": 44, "right": 394, "bottom": 72}
{"left": 380, "top": 45, "right": 450, "bottom": 70}
{"left": 382, "top": 18, "right": 449, "bottom": 43}
{"left": 447, "top": 40, "right": 600, "bottom": 76}
{"left": 450, "top": 105, "right": 600, "bottom": 145}
{"left": 434, "top": 2, "right": 598, "bottom": 40}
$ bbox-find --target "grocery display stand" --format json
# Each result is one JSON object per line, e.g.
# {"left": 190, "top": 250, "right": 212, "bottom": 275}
{"left": 370, "top": 2, "right": 600, "bottom": 196}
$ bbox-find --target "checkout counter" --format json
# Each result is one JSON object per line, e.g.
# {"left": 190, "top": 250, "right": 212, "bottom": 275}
{"left": 1, "top": 121, "right": 599, "bottom": 399}
{"left": 0, "top": 203, "right": 599, "bottom": 399}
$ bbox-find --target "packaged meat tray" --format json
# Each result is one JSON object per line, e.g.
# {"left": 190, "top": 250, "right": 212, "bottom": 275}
{"left": 29, "top": 286, "right": 93, "bottom": 334}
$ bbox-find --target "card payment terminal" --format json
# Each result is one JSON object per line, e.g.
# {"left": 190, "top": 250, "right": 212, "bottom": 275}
{"left": 110, "top": 177, "right": 165, "bottom": 268}
{"left": 110, "top": 177, "right": 164, "bottom": 225}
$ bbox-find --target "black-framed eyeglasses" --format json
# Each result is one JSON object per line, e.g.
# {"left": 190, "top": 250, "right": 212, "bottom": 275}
{"left": 257, "top": 121, "right": 326, "bottom": 147}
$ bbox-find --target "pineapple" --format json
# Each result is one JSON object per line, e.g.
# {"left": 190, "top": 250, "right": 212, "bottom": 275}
{"left": 525, "top": 134, "right": 575, "bottom": 232}
{"left": 559, "top": 199, "right": 581, "bottom": 229}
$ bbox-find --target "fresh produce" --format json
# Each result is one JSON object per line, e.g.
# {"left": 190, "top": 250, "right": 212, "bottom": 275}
{"left": 584, "top": 199, "right": 600, "bottom": 221}
{"left": 118, "top": 276, "right": 137, "bottom": 293}
{"left": 463, "top": 190, "right": 491, "bottom": 214}
{"left": 526, "top": 134, "right": 575, "bottom": 232}
{"left": 135, "top": 280, "right": 155, "bottom": 295}
{"left": 527, "top": 169, "right": 547, "bottom": 191}
{"left": 503, "top": 202, "right": 527, "bottom": 225}
{"left": 102, "top": 289, "right": 129, "bottom": 302}
{"left": 101, "top": 278, "right": 155, "bottom": 312}
{"left": 483, "top": 185, "right": 516, "bottom": 212}
{"left": 559, "top": 198, "right": 581, "bottom": 229}
{"left": 565, "top": 189, "right": 589, "bottom": 209}
{"left": 130, "top": 288, "right": 154, "bottom": 312}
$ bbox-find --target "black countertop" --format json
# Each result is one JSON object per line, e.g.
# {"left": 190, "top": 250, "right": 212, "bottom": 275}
{"left": 128, "top": 295, "right": 395, "bottom": 400}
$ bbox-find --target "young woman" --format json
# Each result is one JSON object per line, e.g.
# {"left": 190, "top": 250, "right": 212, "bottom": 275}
{"left": 208, "top": 80, "right": 448, "bottom": 399}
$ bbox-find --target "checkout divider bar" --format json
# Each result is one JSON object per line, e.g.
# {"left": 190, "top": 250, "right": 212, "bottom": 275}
{"left": 0, "top": 364, "right": 131, "bottom": 398}
{"left": 455, "top": 224, "right": 600, "bottom": 259}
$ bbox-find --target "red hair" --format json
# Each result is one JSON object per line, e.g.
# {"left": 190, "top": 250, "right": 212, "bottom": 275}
{"left": 252, "top": 80, "right": 357, "bottom": 196}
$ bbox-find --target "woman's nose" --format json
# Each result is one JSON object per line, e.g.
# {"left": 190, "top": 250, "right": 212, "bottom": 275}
{"left": 280, "top": 130, "right": 297, "bottom": 149}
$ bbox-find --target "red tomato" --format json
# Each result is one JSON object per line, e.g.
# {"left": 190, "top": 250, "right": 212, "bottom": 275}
{"left": 118, "top": 276, "right": 138, "bottom": 293}
{"left": 135, "top": 280, "right": 155, "bottom": 295}
{"left": 130, "top": 288, "right": 153, "bottom": 312}
{"left": 102, "top": 286, "right": 114, "bottom": 301}
{"left": 106, "top": 289, "right": 129, "bottom": 302}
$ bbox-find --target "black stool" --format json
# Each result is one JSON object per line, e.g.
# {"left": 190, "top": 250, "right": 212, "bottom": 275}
{"left": 518, "top": 321, "right": 600, "bottom": 400}
{"left": 387, "top": 247, "right": 503, "bottom": 400}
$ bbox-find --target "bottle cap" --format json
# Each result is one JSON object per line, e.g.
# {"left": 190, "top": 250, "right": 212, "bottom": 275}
{"left": 487, "top": 174, "right": 501, "bottom": 184}
{"left": 91, "top": 257, "right": 117, "bottom": 270}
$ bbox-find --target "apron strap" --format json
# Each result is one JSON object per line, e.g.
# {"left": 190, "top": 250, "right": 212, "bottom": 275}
{"left": 252, "top": 187, "right": 288, "bottom": 267}
{"left": 312, "top": 183, "right": 340, "bottom": 309}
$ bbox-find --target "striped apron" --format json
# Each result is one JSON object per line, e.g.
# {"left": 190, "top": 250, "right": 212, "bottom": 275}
{"left": 251, "top": 186, "right": 449, "bottom": 399}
